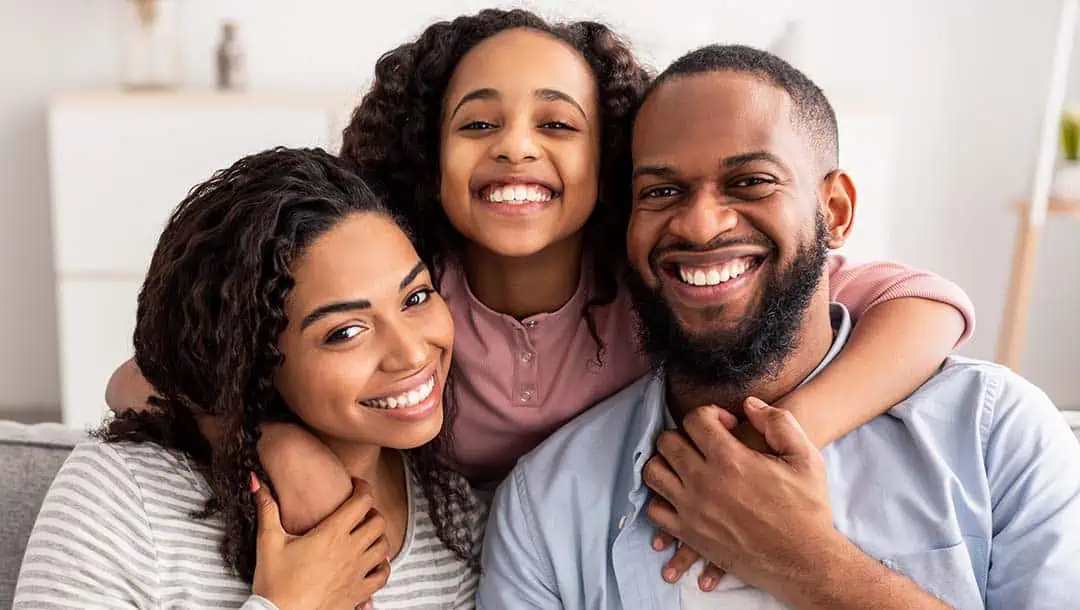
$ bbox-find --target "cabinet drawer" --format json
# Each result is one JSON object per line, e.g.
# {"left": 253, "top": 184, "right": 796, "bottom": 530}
{"left": 56, "top": 277, "right": 141, "bottom": 430}
{"left": 48, "top": 101, "right": 342, "bottom": 274}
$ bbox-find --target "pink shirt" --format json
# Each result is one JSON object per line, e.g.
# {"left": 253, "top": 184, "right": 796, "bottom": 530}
{"left": 440, "top": 255, "right": 975, "bottom": 482}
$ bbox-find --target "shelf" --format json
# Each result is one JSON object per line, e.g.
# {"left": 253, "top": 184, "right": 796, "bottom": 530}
{"left": 49, "top": 89, "right": 354, "bottom": 110}
{"left": 1013, "top": 198, "right": 1080, "bottom": 218}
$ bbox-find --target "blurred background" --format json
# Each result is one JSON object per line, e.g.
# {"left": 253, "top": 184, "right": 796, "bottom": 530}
{"left": 1, "top": 0, "right": 1077, "bottom": 428}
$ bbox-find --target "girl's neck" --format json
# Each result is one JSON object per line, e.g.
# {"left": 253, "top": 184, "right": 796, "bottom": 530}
{"left": 462, "top": 234, "right": 584, "bottom": 319}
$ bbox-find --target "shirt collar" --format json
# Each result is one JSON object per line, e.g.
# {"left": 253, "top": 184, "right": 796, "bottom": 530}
{"left": 647, "top": 303, "right": 854, "bottom": 478}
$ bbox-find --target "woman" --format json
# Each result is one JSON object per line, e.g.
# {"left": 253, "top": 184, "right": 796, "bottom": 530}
{"left": 15, "top": 148, "right": 481, "bottom": 609}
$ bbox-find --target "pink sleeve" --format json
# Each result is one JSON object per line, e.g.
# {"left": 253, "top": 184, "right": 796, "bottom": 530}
{"left": 826, "top": 254, "right": 975, "bottom": 347}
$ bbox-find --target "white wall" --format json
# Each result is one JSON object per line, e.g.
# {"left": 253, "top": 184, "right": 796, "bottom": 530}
{"left": 0, "top": 0, "right": 1077, "bottom": 410}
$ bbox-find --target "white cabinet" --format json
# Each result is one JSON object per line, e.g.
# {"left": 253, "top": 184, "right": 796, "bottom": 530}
{"left": 48, "top": 91, "right": 352, "bottom": 429}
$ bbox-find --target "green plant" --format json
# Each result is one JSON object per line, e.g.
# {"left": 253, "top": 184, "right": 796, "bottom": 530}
{"left": 1061, "top": 110, "right": 1080, "bottom": 161}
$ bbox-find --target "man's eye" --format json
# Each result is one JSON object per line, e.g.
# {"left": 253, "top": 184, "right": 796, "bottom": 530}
{"left": 731, "top": 177, "right": 774, "bottom": 188}
{"left": 641, "top": 186, "right": 681, "bottom": 199}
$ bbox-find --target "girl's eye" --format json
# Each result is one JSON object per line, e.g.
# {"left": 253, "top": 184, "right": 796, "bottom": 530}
{"left": 540, "top": 121, "right": 575, "bottom": 130}
{"left": 325, "top": 325, "right": 364, "bottom": 345}
{"left": 460, "top": 121, "right": 497, "bottom": 131}
{"left": 641, "top": 186, "right": 681, "bottom": 199}
{"left": 405, "top": 288, "right": 434, "bottom": 308}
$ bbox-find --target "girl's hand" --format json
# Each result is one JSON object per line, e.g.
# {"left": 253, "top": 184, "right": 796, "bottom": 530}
{"left": 251, "top": 475, "right": 390, "bottom": 609}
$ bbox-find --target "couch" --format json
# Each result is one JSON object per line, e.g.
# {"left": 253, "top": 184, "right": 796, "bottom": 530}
{"left": 4, "top": 417, "right": 1080, "bottom": 607}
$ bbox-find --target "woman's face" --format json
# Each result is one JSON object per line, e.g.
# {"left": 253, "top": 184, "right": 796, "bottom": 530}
{"left": 439, "top": 27, "right": 602, "bottom": 258}
{"left": 275, "top": 212, "right": 454, "bottom": 450}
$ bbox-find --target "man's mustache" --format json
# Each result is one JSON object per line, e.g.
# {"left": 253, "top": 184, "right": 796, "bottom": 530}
{"left": 648, "top": 234, "right": 776, "bottom": 269}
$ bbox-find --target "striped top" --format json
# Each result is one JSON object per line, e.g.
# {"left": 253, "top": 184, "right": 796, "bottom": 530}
{"left": 14, "top": 441, "right": 480, "bottom": 609}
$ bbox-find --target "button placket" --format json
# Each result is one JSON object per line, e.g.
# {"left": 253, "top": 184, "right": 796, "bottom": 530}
{"left": 514, "top": 319, "right": 539, "bottom": 407}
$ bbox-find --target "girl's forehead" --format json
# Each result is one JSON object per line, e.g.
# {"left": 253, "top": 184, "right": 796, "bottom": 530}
{"left": 445, "top": 29, "right": 597, "bottom": 105}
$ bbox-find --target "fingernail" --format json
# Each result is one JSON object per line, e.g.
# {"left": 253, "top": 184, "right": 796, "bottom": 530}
{"left": 701, "top": 576, "right": 716, "bottom": 590}
{"left": 652, "top": 538, "right": 664, "bottom": 551}
{"left": 249, "top": 472, "right": 260, "bottom": 493}
{"left": 745, "top": 397, "right": 766, "bottom": 410}
{"left": 663, "top": 567, "right": 677, "bottom": 582}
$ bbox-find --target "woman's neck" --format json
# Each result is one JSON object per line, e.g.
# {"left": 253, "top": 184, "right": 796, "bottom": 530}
{"left": 320, "top": 439, "right": 409, "bottom": 555}
{"left": 462, "top": 234, "right": 584, "bottom": 319}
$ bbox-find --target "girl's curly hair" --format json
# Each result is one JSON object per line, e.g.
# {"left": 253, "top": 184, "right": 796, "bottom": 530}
{"left": 340, "top": 8, "right": 651, "bottom": 363}
{"left": 98, "top": 147, "right": 478, "bottom": 579}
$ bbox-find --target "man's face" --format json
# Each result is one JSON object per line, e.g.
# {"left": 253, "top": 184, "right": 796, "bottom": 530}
{"left": 627, "top": 71, "right": 833, "bottom": 387}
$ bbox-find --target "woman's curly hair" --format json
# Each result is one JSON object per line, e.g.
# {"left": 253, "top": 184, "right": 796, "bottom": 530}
{"left": 98, "top": 147, "right": 479, "bottom": 580}
{"left": 340, "top": 8, "right": 651, "bottom": 362}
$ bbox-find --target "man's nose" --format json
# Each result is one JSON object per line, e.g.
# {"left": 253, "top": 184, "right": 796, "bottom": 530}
{"left": 666, "top": 186, "right": 739, "bottom": 246}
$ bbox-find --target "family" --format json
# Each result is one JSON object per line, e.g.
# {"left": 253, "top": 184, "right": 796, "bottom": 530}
{"left": 14, "top": 8, "right": 1080, "bottom": 610}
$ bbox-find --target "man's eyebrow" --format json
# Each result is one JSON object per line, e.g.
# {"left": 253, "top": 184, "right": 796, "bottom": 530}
{"left": 449, "top": 88, "right": 498, "bottom": 119}
{"left": 722, "top": 151, "right": 785, "bottom": 169}
{"left": 631, "top": 164, "right": 677, "bottom": 181}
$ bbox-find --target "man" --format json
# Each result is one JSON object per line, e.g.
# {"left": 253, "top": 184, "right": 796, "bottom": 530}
{"left": 476, "top": 45, "right": 1080, "bottom": 609}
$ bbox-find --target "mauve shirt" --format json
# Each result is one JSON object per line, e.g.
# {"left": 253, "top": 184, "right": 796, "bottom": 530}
{"left": 440, "top": 254, "right": 975, "bottom": 483}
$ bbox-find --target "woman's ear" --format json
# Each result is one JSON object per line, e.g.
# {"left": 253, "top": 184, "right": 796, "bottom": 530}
{"left": 820, "top": 169, "right": 856, "bottom": 249}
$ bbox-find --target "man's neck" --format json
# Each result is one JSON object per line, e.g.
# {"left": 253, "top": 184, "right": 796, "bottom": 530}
{"left": 461, "top": 235, "right": 583, "bottom": 319}
{"left": 668, "top": 297, "right": 837, "bottom": 422}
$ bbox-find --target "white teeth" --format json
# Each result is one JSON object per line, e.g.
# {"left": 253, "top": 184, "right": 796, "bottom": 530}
{"left": 362, "top": 376, "right": 436, "bottom": 410}
{"left": 483, "top": 184, "right": 553, "bottom": 204}
{"left": 677, "top": 258, "right": 754, "bottom": 287}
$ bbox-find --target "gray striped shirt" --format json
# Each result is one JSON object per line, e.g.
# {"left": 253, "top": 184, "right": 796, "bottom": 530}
{"left": 14, "top": 441, "right": 480, "bottom": 609}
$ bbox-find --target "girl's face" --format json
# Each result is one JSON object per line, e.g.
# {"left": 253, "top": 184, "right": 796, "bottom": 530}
{"left": 274, "top": 212, "right": 454, "bottom": 450}
{"left": 439, "top": 28, "right": 602, "bottom": 258}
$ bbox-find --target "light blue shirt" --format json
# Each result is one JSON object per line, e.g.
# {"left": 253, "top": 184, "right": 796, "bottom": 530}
{"left": 478, "top": 304, "right": 1080, "bottom": 609}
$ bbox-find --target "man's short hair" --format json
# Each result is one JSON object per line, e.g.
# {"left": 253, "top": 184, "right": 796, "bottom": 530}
{"left": 641, "top": 44, "right": 839, "bottom": 171}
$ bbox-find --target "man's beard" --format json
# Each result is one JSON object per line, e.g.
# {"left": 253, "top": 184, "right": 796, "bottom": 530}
{"left": 628, "top": 214, "right": 830, "bottom": 392}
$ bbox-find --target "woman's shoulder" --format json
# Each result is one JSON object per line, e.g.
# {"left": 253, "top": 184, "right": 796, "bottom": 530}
{"left": 61, "top": 439, "right": 212, "bottom": 506}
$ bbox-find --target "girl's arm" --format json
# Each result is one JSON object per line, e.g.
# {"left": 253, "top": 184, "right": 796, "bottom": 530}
{"left": 104, "top": 359, "right": 351, "bottom": 535}
{"left": 778, "top": 254, "right": 975, "bottom": 447}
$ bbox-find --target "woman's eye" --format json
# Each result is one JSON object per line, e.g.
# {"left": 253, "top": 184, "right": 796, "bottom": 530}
{"left": 325, "top": 325, "right": 363, "bottom": 345}
{"left": 405, "top": 288, "right": 434, "bottom": 308}
{"left": 540, "top": 121, "right": 575, "bottom": 130}
{"left": 460, "top": 121, "right": 496, "bottom": 131}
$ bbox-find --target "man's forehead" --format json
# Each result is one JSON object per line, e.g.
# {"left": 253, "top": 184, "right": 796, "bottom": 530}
{"left": 632, "top": 72, "right": 796, "bottom": 163}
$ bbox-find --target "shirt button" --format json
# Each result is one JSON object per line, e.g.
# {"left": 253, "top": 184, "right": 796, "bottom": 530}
{"left": 524, "top": 320, "right": 537, "bottom": 329}
{"left": 520, "top": 351, "right": 534, "bottom": 363}
{"left": 519, "top": 389, "right": 533, "bottom": 402}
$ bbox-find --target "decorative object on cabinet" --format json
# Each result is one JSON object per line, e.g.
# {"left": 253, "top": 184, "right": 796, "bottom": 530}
{"left": 120, "top": 0, "right": 184, "bottom": 91}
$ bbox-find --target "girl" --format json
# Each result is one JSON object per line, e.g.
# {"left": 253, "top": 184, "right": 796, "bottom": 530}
{"left": 107, "top": 7, "right": 973, "bottom": 591}
{"left": 18, "top": 148, "right": 481, "bottom": 609}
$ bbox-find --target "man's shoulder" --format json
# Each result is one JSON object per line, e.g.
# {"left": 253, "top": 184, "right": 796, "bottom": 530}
{"left": 892, "top": 355, "right": 1063, "bottom": 443}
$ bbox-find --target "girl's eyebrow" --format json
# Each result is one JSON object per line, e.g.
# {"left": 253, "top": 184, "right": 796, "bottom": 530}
{"left": 449, "top": 87, "right": 589, "bottom": 123}
{"left": 534, "top": 88, "right": 588, "bottom": 122}
{"left": 450, "top": 88, "right": 498, "bottom": 119}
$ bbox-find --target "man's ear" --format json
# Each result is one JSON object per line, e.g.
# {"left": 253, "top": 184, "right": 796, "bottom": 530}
{"left": 820, "top": 170, "right": 856, "bottom": 249}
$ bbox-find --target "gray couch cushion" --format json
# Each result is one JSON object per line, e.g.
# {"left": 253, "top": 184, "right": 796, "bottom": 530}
{"left": 0, "top": 421, "right": 87, "bottom": 608}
